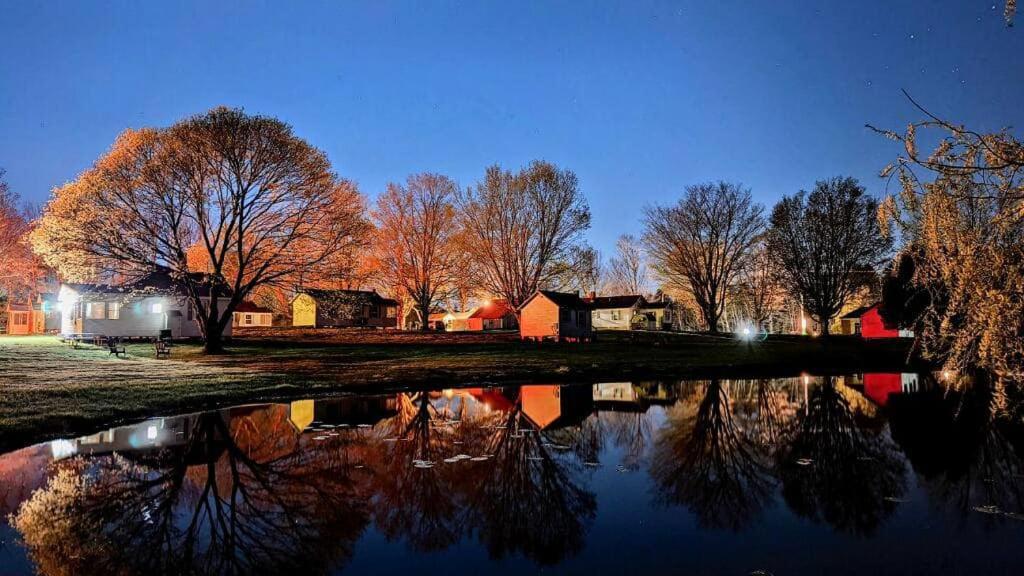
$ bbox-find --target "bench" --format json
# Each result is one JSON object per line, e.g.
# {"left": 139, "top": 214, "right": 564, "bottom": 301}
{"left": 107, "top": 338, "right": 127, "bottom": 358}
{"left": 154, "top": 340, "right": 172, "bottom": 359}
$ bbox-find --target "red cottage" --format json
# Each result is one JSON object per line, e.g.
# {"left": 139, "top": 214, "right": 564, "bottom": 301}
{"left": 467, "top": 299, "right": 516, "bottom": 331}
{"left": 841, "top": 303, "right": 913, "bottom": 339}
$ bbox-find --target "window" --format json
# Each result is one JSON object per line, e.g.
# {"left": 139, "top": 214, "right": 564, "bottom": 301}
{"left": 12, "top": 312, "right": 28, "bottom": 325}
{"left": 386, "top": 306, "right": 397, "bottom": 318}
{"left": 107, "top": 302, "right": 120, "bottom": 320}
{"left": 150, "top": 302, "right": 163, "bottom": 314}
{"left": 86, "top": 302, "right": 105, "bottom": 319}
{"left": 245, "top": 314, "right": 253, "bottom": 325}
{"left": 611, "top": 310, "right": 621, "bottom": 321}
{"left": 559, "top": 308, "right": 570, "bottom": 322}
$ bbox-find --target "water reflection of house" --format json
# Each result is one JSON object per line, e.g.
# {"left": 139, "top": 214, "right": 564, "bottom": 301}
{"left": 592, "top": 382, "right": 678, "bottom": 412}
{"left": 520, "top": 385, "right": 593, "bottom": 430}
{"left": 839, "top": 373, "right": 921, "bottom": 407}
{"left": 56, "top": 415, "right": 199, "bottom": 460}
{"left": 288, "top": 396, "right": 399, "bottom": 432}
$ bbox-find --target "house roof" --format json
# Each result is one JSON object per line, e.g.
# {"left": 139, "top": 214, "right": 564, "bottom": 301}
{"left": 234, "top": 301, "right": 274, "bottom": 314}
{"left": 296, "top": 288, "right": 399, "bottom": 307}
{"left": 842, "top": 303, "right": 879, "bottom": 319}
{"left": 584, "top": 294, "right": 645, "bottom": 310}
{"left": 444, "top": 309, "right": 477, "bottom": 321}
{"left": 521, "top": 290, "right": 591, "bottom": 310}
{"left": 469, "top": 299, "right": 514, "bottom": 320}
{"left": 63, "top": 270, "right": 232, "bottom": 298}
{"left": 640, "top": 300, "right": 670, "bottom": 310}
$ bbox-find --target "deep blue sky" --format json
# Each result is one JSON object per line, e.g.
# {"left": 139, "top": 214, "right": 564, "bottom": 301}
{"left": 1, "top": 1, "right": 1021, "bottom": 255}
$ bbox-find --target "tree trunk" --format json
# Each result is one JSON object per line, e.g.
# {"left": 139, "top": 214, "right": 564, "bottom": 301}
{"left": 418, "top": 297, "right": 433, "bottom": 331}
{"left": 203, "top": 317, "right": 226, "bottom": 354}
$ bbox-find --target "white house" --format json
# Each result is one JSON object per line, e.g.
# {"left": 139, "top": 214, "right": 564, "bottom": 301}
{"left": 584, "top": 294, "right": 674, "bottom": 331}
{"left": 58, "top": 271, "right": 233, "bottom": 339}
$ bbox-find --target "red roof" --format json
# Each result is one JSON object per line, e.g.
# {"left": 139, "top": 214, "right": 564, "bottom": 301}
{"left": 469, "top": 299, "right": 514, "bottom": 320}
{"left": 234, "top": 301, "right": 274, "bottom": 313}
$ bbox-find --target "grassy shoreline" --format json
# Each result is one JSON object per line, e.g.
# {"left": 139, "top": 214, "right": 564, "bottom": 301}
{"left": 0, "top": 332, "right": 919, "bottom": 452}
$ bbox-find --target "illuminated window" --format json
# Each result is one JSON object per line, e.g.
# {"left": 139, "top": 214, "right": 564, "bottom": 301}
{"left": 150, "top": 302, "right": 163, "bottom": 314}
{"left": 86, "top": 302, "right": 105, "bottom": 319}
{"left": 107, "top": 302, "right": 120, "bottom": 320}
{"left": 13, "top": 312, "right": 28, "bottom": 325}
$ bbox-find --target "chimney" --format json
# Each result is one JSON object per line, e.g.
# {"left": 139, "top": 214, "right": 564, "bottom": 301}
{"left": 587, "top": 291, "right": 596, "bottom": 300}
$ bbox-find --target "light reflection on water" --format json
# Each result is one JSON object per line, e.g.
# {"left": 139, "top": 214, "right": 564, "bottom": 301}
{"left": 1, "top": 373, "right": 1023, "bottom": 575}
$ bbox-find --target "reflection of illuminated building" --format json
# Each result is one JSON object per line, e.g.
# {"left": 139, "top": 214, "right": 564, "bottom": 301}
{"left": 520, "top": 385, "right": 592, "bottom": 430}
{"left": 288, "top": 396, "right": 399, "bottom": 432}
{"left": 842, "top": 373, "right": 922, "bottom": 407}
{"left": 56, "top": 415, "right": 197, "bottom": 460}
{"left": 592, "top": 382, "right": 677, "bottom": 412}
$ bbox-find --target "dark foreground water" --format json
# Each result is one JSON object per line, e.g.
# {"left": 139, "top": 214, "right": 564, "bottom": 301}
{"left": 2, "top": 373, "right": 1023, "bottom": 575}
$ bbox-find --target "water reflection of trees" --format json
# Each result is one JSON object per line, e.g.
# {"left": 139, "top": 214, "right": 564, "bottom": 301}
{"left": 776, "top": 377, "right": 907, "bottom": 536}
{"left": 888, "top": 382, "right": 1024, "bottom": 524}
{"left": 465, "top": 389, "right": 596, "bottom": 565}
{"left": 651, "top": 380, "right": 777, "bottom": 530}
{"left": 11, "top": 407, "right": 371, "bottom": 576}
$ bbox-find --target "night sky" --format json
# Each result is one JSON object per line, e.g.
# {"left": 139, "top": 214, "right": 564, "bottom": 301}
{"left": 1, "top": 1, "right": 1021, "bottom": 254}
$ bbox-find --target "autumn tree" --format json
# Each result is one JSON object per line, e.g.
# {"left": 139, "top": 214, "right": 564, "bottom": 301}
{"left": 766, "top": 177, "right": 891, "bottom": 336}
{"left": 0, "top": 170, "right": 49, "bottom": 302}
{"left": 372, "top": 173, "right": 461, "bottom": 329}
{"left": 30, "top": 108, "right": 368, "bottom": 352}
{"left": 732, "top": 239, "right": 786, "bottom": 331}
{"left": 605, "top": 234, "right": 650, "bottom": 295}
{"left": 458, "top": 161, "right": 591, "bottom": 309}
{"left": 871, "top": 97, "right": 1024, "bottom": 383}
{"left": 643, "top": 182, "right": 765, "bottom": 333}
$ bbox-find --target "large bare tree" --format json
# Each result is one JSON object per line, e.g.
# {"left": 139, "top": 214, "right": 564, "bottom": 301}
{"left": 643, "top": 182, "right": 765, "bottom": 333}
{"left": 766, "top": 177, "right": 891, "bottom": 336}
{"left": 372, "top": 173, "right": 461, "bottom": 329}
{"left": 605, "top": 234, "right": 650, "bottom": 295}
{"left": 30, "top": 108, "right": 368, "bottom": 352}
{"left": 458, "top": 161, "right": 591, "bottom": 309}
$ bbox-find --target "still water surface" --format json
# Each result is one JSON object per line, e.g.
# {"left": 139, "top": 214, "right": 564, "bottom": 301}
{"left": 1, "top": 374, "right": 1023, "bottom": 575}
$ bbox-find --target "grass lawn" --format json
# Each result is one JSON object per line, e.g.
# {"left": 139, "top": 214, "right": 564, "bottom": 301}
{"left": 0, "top": 331, "right": 917, "bottom": 451}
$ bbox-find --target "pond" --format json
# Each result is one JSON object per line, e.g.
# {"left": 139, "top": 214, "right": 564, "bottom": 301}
{"left": 1, "top": 373, "right": 1023, "bottom": 575}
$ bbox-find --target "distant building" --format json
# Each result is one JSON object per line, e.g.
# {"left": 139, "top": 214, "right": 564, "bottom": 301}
{"left": 291, "top": 288, "right": 399, "bottom": 328}
{"left": 518, "top": 290, "right": 593, "bottom": 342}
{"left": 467, "top": 299, "right": 516, "bottom": 331}
{"left": 232, "top": 301, "right": 274, "bottom": 328}
{"left": 3, "top": 293, "right": 59, "bottom": 335}
{"left": 584, "top": 293, "right": 674, "bottom": 331}
{"left": 842, "top": 303, "right": 914, "bottom": 338}
{"left": 442, "top": 308, "right": 476, "bottom": 332}
{"left": 57, "top": 271, "right": 232, "bottom": 339}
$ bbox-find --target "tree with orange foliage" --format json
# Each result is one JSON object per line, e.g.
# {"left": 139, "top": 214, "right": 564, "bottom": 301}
{"left": 30, "top": 108, "right": 368, "bottom": 352}
{"left": 457, "top": 161, "right": 591, "bottom": 310}
{"left": 371, "top": 174, "right": 461, "bottom": 330}
{"left": 0, "top": 169, "right": 50, "bottom": 303}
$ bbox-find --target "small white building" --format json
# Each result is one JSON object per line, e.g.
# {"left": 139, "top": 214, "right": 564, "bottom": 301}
{"left": 232, "top": 301, "right": 274, "bottom": 327}
{"left": 58, "top": 271, "right": 233, "bottom": 339}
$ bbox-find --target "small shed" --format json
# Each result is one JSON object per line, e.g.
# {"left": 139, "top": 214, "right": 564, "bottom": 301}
{"left": 232, "top": 301, "right": 274, "bottom": 327}
{"left": 467, "top": 299, "right": 516, "bottom": 331}
{"left": 518, "top": 290, "right": 593, "bottom": 342}
{"left": 845, "top": 303, "right": 914, "bottom": 339}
